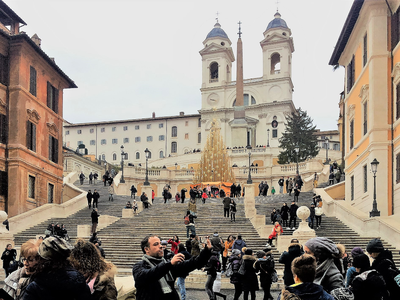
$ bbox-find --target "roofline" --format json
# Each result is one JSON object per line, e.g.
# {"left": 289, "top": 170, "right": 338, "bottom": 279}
{"left": 64, "top": 113, "right": 201, "bottom": 127}
{"left": 329, "top": 0, "right": 364, "bottom": 66}
{"left": 0, "top": 1, "right": 26, "bottom": 26}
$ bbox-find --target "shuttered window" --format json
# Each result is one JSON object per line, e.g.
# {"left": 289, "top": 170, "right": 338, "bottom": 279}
{"left": 350, "top": 176, "right": 354, "bottom": 200}
{"left": 29, "top": 66, "right": 37, "bottom": 96}
{"left": 49, "top": 135, "right": 58, "bottom": 163}
{"left": 47, "top": 82, "right": 59, "bottom": 113}
{"left": 396, "top": 153, "right": 400, "bottom": 183}
{"left": 349, "top": 120, "right": 354, "bottom": 150}
{"left": 347, "top": 55, "right": 355, "bottom": 93}
{"left": 363, "top": 33, "right": 367, "bottom": 67}
{"left": 26, "top": 121, "right": 36, "bottom": 152}
{"left": 0, "top": 113, "right": 7, "bottom": 144}
{"left": 397, "top": 83, "right": 400, "bottom": 120}
{"left": 363, "top": 101, "right": 367, "bottom": 135}
{"left": 0, "top": 54, "right": 8, "bottom": 86}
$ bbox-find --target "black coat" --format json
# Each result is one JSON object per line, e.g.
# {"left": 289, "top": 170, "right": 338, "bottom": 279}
{"left": 289, "top": 204, "right": 298, "bottom": 217}
{"left": 23, "top": 266, "right": 91, "bottom": 300}
{"left": 254, "top": 254, "right": 275, "bottom": 288}
{"left": 279, "top": 243, "right": 303, "bottom": 286}
{"left": 1, "top": 248, "right": 16, "bottom": 269}
{"left": 132, "top": 247, "right": 211, "bottom": 300}
{"left": 281, "top": 205, "right": 289, "bottom": 220}
{"left": 92, "top": 192, "right": 100, "bottom": 201}
{"left": 371, "top": 250, "right": 400, "bottom": 300}
{"left": 241, "top": 255, "right": 259, "bottom": 291}
{"left": 229, "top": 254, "right": 242, "bottom": 284}
{"left": 91, "top": 210, "right": 100, "bottom": 223}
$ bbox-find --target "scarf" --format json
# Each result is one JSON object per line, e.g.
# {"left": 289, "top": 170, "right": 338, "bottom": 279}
{"left": 142, "top": 254, "right": 174, "bottom": 294}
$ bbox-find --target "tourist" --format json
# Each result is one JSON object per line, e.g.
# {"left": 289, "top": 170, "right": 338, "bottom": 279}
{"left": 132, "top": 234, "right": 212, "bottom": 300}
{"left": 204, "top": 251, "right": 220, "bottom": 300}
{"left": 210, "top": 233, "right": 224, "bottom": 258}
{"left": 232, "top": 235, "right": 246, "bottom": 254}
{"left": 185, "top": 235, "right": 194, "bottom": 254}
{"left": 262, "top": 181, "right": 269, "bottom": 196}
{"left": 184, "top": 211, "right": 196, "bottom": 238}
{"left": 271, "top": 186, "right": 276, "bottom": 195}
{"left": 189, "top": 187, "right": 196, "bottom": 200}
{"left": 91, "top": 189, "right": 99, "bottom": 209}
{"left": 168, "top": 236, "right": 181, "bottom": 255}
{"left": 294, "top": 184, "right": 300, "bottom": 202}
{"left": 191, "top": 236, "right": 201, "bottom": 257}
{"left": 335, "top": 170, "right": 341, "bottom": 184}
{"left": 288, "top": 178, "right": 293, "bottom": 196}
{"left": 288, "top": 201, "right": 298, "bottom": 230}
{"left": 95, "top": 240, "right": 106, "bottom": 258}
{"left": 241, "top": 248, "right": 259, "bottom": 300}
{"left": 281, "top": 203, "right": 289, "bottom": 228}
{"left": 181, "top": 188, "right": 187, "bottom": 203}
{"left": 4, "top": 239, "right": 42, "bottom": 299}
{"left": 222, "top": 235, "right": 234, "bottom": 272}
{"left": 1, "top": 244, "right": 16, "bottom": 277}
{"left": 87, "top": 190, "right": 93, "bottom": 209}
{"left": 108, "top": 184, "right": 114, "bottom": 202}
{"left": 366, "top": 238, "right": 400, "bottom": 300}
{"left": 230, "top": 183, "right": 236, "bottom": 197}
{"left": 79, "top": 171, "right": 85, "bottom": 185}
{"left": 176, "top": 244, "right": 191, "bottom": 300}
{"left": 277, "top": 254, "right": 334, "bottom": 300}
{"left": 278, "top": 176, "right": 285, "bottom": 194}
{"left": 303, "top": 237, "right": 344, "bottom": 293}
{"left": 175, "top": 192, "right": 181, "bottom": 203}
{"left": 125, "top": 201, "right": 132, "bottom": 209}
{"left": 23, "top": 236, "right": 91, "bottom": 300}
{"left": 286, "top": 177, "right": 290, "bottom": 194}
{"left": 161, "top": 240, "right": 174, "bottom": 260}
{"left": 222, "top": 194, "right": 231, "bottom": 218}
{"left": 345, "top": 247, "right": 364, "bottom": 287}
{"left": 329, "top": 172, "right": 334, "bottom": 185}
{"left": 140, "top": 192, "right": 149, "bottom": 209}
{"left": 132, "top": 200, "right": 138, "bottom": 214}
{"left": 230, "top": 199, "right": 237, "bottom": 222}
{"left": 188, "top": 198, "right": 197, "bottom": 216}
{"left": 309, "top": 203, "right": 315, "bottom": 229}
{"left": 206, "top": 184, "right": 211, "bottom": 198}
{"left": 103, "top": 173, "right": 108, "bottom": 187}
{"left": 69, "top": 239, "right": 117, "bottom": 300}
{"left": 258, "top": 181, "right": 264, "bottom": 196}
{"left": 267, "top": 221, "right": 283, "bottom": 247}
{"left": 152, "top": 190, "right": 155, "bottom": 203}
{"left": 229, "top": 249, "right": 243, "bottom": 300}
{"left": 270, "top": 208, "right": 277, "bottom": 224}
{"left": 93, "top": 172, "right": 98, "bottom": 184}
{"left": 313, "top": 172, "right": 319, "bottom": 188}
{"left": 89, "top": 172, "right": 93, "bottom": 184}
{"left": 212, "top": 270, "right": 227, "bottom": 300}
{"left": 279, "top": 238, "right": 303, "bottom": 287}
{"left": 237, "top": 184, "right": 242, "bottom": 197}
{"left": 254, "top": 248, "right": 275, "bottom": 300}
{"left": 130, "top": 185, "right": 137, "bottom": 199}
{"left": 91, "top": 208, "right": 100, "bottom": 234}
{"left": 202, "top": 190, "right": 208, "bottom": 204}
{"left": 315, "top": 204, "right": 323, "bottom": 229}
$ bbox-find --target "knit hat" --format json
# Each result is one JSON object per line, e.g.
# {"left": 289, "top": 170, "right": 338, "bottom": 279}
{"left": 231, "top": 249, "right": 241, "bottom": 256}
{"left": 161, "top": 240, "right": 168, "bottom": 245}
{"left": 352, "top": 254, "right": 370, "bottom": 270}
{"left": 304, "top": 237, "right": 339, "bottom": 256}
{"left": 330, "top": 287, "right": 354, "bottom": 300}
{"left": 38, "top": 236, "right": 73, "bottom": 260}
{"left": 366, "top": 238, "right": 384, "bottom": 254}
{"left": 244, "top": 248, "right": 253, "bottom": 255}
{"left": 256, "top": 250, "right": 266, "bottom": 258}
{"left": 213, "top": 232, "right": 219, "bottom": 237}
{"left": 350, "top": 247, "right": 364, "bottom": 258}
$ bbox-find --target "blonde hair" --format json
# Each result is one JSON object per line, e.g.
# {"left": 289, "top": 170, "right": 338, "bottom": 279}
{"left": 20, "top": 239, "right": 42, "bottom": 259}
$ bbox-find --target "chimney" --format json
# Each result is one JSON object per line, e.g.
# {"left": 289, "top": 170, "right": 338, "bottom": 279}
{"left": 31, "top": 34, "right": 41, "bottom": 48}
{"left": 179, "top": 111, "right": 184, "bottom": 116}
{"left": 152, "top": 112, "right": 156, "bottom": 118}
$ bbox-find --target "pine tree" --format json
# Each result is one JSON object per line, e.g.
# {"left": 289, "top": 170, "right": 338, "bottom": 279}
{"left": 278, "top": 108, "right": 319, "bottom": 164}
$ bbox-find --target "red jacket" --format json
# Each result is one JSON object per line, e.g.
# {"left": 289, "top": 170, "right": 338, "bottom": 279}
{"left": 168, "top": 239, "right": 180, "bottom": 254}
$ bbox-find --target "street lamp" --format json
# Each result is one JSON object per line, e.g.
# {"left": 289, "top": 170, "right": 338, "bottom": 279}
{"left": 246, "top": 145, "right": 252, "bottom": 184}
{"left": 144, "top": 148, "right": 150, "bottom": 186}
{"left": 120, "top": 145, "right": 125, "bottom": 183}
{"left": 104, "top": 162, "right": 107, "bottom": 173}
{"left": 370, "top": 158, "right": 380, "bottom": 217}
{"left": 324, "top": 137, "right": 329, "bottom": 164}
{"left": 267, "top": 129, "right": 270, "bottom": 147}
{"left": 295, "top": 145, "right": 300, "bottom": 175}
{"left": 175, "top": 162, "right": 178, "bottom": 170}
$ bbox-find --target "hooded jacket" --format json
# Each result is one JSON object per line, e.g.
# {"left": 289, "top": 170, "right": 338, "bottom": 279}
{"left": 253, "top": 251, "right": 274, "bottom": 288}
{"left": 279, "top": 243, "right": 303, "bottom": 286}
{"left": 351, "top": 269, "right": 389, "bottom": 300}
{"left": 280, "top": 282, "right": 334, "bottom": 300}
{"left": 91, "top": 265, "right": 118, "bottom": 300}
{"left": 232, "top": 239, "right": 246, "bottom": 253}
{"left": 241, "top": 255, "right": 259, "bottom": 292}
{"left": 229, "top": 253, "right": 242, "bottom": 284}
{"left": 314, "top": 258, "right": 343, "bottom": 293}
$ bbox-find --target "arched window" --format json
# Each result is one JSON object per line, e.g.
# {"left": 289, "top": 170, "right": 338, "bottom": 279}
{"left": 271, "top": 53, "right": 281, "bottom": 74}
{"left": 136, "top": 152, "right": 140, "bottom": 160}
{"left": 232, "top": 94, "right": 256, "bottom": 107}
{"left": 101, "top": 154, "right": 105, "bottom": 161}
{"left": 124, "top": 153, "right": 129, "bottom": 160}
{"left": 171, "top": 142, "right": 177, "bottom": 153}
{"left": 112, "top": 153, "right": 117, "bottom": 161}
{"left": 172, "top": 126, "right": 177, "bottom": 137}
{"left": 210, "top": 62, "right": 218, "bottom": 82}
{"left": 198, "top": 118, "right": 201, "bottom": 127}
{"left": 159, "top": 150, "right": 164, "bottom": 158}
{"left": 148, "top": 151, "right": 152, "bottom": 159}
{"left": 198, "top": 132, "right": 201, "bottom": 144}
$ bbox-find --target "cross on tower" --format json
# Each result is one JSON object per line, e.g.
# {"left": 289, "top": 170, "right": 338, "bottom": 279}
{"left": 276, "top": 0, "right": 280, "bottom": 12}
{"left": 216, "top": 11, "right": 219, "bottom": 23}
{"left": 238, "top": 21, "right": 242, "bottom": 38}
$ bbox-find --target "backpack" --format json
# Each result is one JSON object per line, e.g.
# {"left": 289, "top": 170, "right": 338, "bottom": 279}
{"left": 384, "top": 259, "right": 400, "bottom": 287}
{"left": 184, "top": 215, "right": 190, "bottom": 225}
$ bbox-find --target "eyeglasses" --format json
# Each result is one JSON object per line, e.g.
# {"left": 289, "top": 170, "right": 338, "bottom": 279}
{"left": 21, "top": 257, "right": 36, "bottom": 263}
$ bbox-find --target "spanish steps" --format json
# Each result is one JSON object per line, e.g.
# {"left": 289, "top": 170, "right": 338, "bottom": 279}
{"left": 13, "top": 179, "right": 400, "bottom": 290}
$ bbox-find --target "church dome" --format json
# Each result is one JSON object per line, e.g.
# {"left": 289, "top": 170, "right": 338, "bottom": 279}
{"left": 266, "top": 12, "right": 288, "bottom": 30}
{"left": 206, "top": 23, "right": 229, "bottom": 39}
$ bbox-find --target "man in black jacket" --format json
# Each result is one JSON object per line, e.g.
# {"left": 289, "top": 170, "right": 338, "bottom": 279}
{"left": 91, "top": 208, "right": 100, "bottom": 234}
{"left": 86, "top": 190, "right": 93, "bottom": 209}
{"left": 92, "top": 189, "right": 100, "bottom": 209}
{"left": 279, "top": 239, "right": 303, "bottom": 286}
{"left": 132, "top": 235, "right": 212, "bottom": 300}
{"left": 288, "top": 201, "right": 298, "bottom": 230}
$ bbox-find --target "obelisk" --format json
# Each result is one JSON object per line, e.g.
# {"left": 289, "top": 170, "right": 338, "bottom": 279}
{"left": 231, "top": 21, "right": 248, "bottom": 147}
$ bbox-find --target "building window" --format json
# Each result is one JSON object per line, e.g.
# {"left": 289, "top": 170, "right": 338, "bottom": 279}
{"left": 123, "top": 126, "right": 128, "bottom": 131}
{"left": 171, "top": 141, "right": 177, "bottom": 153}
{"left": 135, "top": 137, "right": 141, "bottom": 143}
{"left": 350, "top": 175, "right": 354, "bottom": 200}
{"left": 113, "top": 153, "right": 117, "bottom": 161}
{"left": 396, "top": 83, "right": 400, "bottom": 120}
{"left": 77, "top": 141, "right": 83, "bottom": 146}
{"left": 347, "top": 55, "right": 355, "bottom": 93}
{"left": 90, "top": 128, "right": 94, "bottom": 133}
{"left": 397, "top": 153, "right": 400, "bottom": 183}
{"left": 47, "top": 82, "right": 59, "bottom": 113}
{"left": 135, "top": 125, "right": 139, "bottom": 130}
{"left": 333, "top": 144, "right": 340, "bottom": 151}
{"left": 392, "top": 8, "right": 400, "bottom": 51}
{"left": 26, "top": 121, "right": 36, "bottom": 152}
{"left": 159, "top": 123, "right": 163, "bottom": 128}
{"left": 198, "top": 132, "right": 201, "bottom": 144}
{"left": 232, "top": 94, "right": 257, "bottom": 107}
{"left": 112, "top": 139, "right": 118, "bottom": 144}
{"left": 112, "top": 127, "right": 116, "bottom": 132}
{"left": 49, "top": 135, "right": 58, "bottom": 163}
{"left": 48, "top": 183, "right": 54, "bottom": 203}
{"left": 363, "top": 101, "right": 367, "bottom": 135}
{"left": 65, "top": 130, "right": 69, "bottom": 135}
{"left": 101, "top": 139, "right": 106, "bottom": 145}
{"left": 159, "top": 135, "right": 165, "bottom": 141}
{"left": 101, "top": 128, "right": 105, "bottom": 133}
{"left": 210, "top": 62, "right": 218, "bottom": 82}
{"left": 172, "top": 126, "right": 177, "bottom": 137}
{"left": 363, "top": 164, "right": 368, "bottom": 193}
{"left": 198, "top": 118, "right": 201, "bottom": 127}
{"left": 136, "top": 152, "right": 140, "bottom": 159}
{"left": 123, "top": 138, "right": 129, "bottom": 143}
{"left": 77, "top": 130, "right": 82, "bottom": 134}
{"left": 29, "top": 66, "right": 37, "bottom": 96}
{"left": 148, "top": 151, "right": 152, "bottom": 159}
{"left": 160, "top": 150, "right": 164, "bottom": 158}
{"left": 147, "top": 124, "right": 151, "bottom": 129}
{"left": 185, "top": 121, "right": 189, "bottom": 126}
{"left": 272, "top": 129, "right": 278, "bottom": 138}
{"left": 147, "top": 136, "right": 153, "bottom": 142}
{"left": 90, "top": 140, "right": 95, "bottom": 145}
{"left": 363, "top": 33, "right": 367, "bottom": 67}
{"left": 271, "top": 52, "right": 281, "bottom": 74}
{"left": 101, "top": 154, "right": 105, "bottom": 160}
{"left": 185, "top": 133, "right": 189, "bottom": 139}
{"left": 0, "top": 54, "right": 8, "bottom": 85}
{"left": 0, "top": 113, "right": 7, "bottom": 144}
{"left": 350, "top": 119, "right": 354, "bottom": 150}
{"left": 28, "top": 175, "right": 35, "bottom": 199}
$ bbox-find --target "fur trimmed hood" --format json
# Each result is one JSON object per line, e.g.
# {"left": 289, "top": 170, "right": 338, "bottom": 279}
{"left": 243, "top": 255, "right": 257, "bottom": 261}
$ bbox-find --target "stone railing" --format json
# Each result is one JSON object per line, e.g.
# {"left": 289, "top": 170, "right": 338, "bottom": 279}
{"left": 230, "top": 148, "right": 266, "bottom": 154}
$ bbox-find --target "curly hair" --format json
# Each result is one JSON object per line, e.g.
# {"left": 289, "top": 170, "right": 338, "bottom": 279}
{"left": 20, "top": 239, "right": 42, "bottom": 259}
{"left": 69, "top": 239, "right": 114, "bottom": 279}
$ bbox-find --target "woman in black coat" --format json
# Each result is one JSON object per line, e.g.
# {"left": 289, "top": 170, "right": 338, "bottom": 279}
{"left": 281, "top": 203, "right": 289, "bottom": 228}
{"left": 1, "top": 244, "right": 16, "bottom": 277}
{"left": 241, "top": 248, "right": 259, "bottom": 300}
{"left": 229, "top": 249, "right": 243, "bottom": 300}
{"left": 254, "top": 249, "right": 275, "bottom": 300}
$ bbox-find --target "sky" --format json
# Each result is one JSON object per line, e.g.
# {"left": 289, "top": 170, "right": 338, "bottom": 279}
{"left": 7, "top": 0, "right": 353, "bottom": 131}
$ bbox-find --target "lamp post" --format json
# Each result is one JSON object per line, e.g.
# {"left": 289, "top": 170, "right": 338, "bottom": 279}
{"left": 144, "top": 148, "right": 150, "bottom": 186}
{"left": 246, "top": 145, "right": 252, "bottom": 184}
{"left": 175, "top": 163, "right": 178, "bottom": 170}
{"left": 295, "top": 145, "right": 300, "bottom": 175}
{"left": 267, "top": 129, "right": 270, "bottom": 147}
{"left": 120, "top": 145, "right": 125, "bottom": 183}
{"left": 325, "top": 137, "right": 329, "bottom": 164}
{"left": 104, "top": 162, "right": 107, "bottom": 173}
{"left": 370, "top": 158, "right": 380, "bottom": 217}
